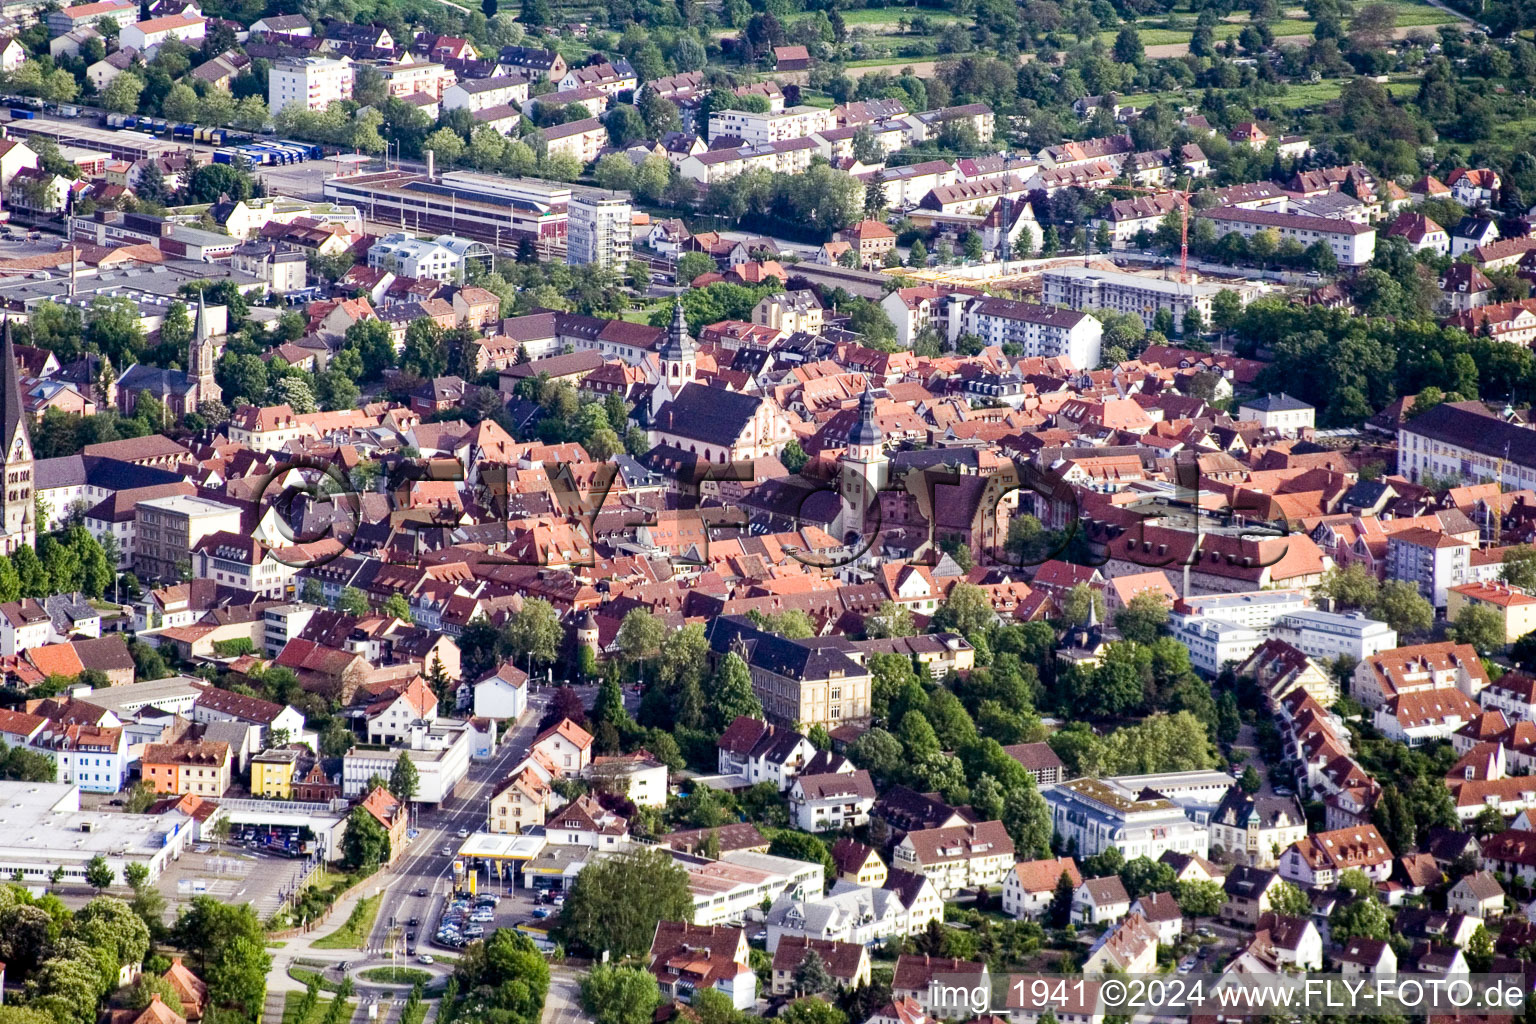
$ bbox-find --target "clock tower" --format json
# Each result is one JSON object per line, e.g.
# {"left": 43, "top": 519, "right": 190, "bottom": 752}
{"left": 835, "top": 386, "right": 888, "bottom": 543}
{"left": 1, "top": 317, "right": 36, "bottom": 554}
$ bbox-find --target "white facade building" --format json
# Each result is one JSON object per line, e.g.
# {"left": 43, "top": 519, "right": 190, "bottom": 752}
{"left": 706, "top": 106, "right": 835, "bottom": 146}
{"left": 342, "top": 721, "right": 471, "bottom": 805}
{"left": 1270, "top": 610, "right": 1398, "bottom": 662}
{"left": 567, "top": 193, "right": 632, "bottom": 269}
{"left": 268, "top": 56, "right": 354, "bottom": 114}
{"left": 1199, "top": 206, "right": 1377, "bottom": 266}
{"left": 1042, "top": 265, "right": 1252, "bottom": 332}
{"left": 1044, "top": 776, "right": 1216, "bottom": 860}
{"left": 965, "top": 297, "right": 1102, "bottom": 369}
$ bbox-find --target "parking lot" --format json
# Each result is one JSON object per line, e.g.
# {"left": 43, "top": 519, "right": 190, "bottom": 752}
{"left": 415, "top": 880, "right": 553, "bottom": 959}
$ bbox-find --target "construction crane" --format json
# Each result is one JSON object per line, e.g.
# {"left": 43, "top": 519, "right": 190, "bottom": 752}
{"left": 1098, "top": 183, "right": 1196, "bottom": 283}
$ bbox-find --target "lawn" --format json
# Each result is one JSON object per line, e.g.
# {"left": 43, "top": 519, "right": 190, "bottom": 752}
{"left": 288, "top": 968, "right": 342, "bottom": 993}
{"left": 358, "top": 968, "right": 435, "bottom": 986}
{"left": 312, "top": 894, "right": 382, "bottom": 950}
{"left": 282, "top": 993, "right": 349, "bottom": 1024}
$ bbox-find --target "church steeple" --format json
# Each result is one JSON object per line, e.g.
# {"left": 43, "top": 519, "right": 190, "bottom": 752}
{"left": 658, "top": 300, "right": 696, "bottom": 381}
{"left": 0, "top": 317, "right": 36, "bottom": 554}
{"left": 189, "top": 289, "right": 217, "bottom": 401}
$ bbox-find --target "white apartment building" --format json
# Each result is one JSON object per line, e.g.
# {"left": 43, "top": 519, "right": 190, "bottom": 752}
{"left": 540, "top": 117, "right": 607, "bottom": 165}
{"left": 1044, "top": 776, "right": 1211, "bottom": 860}
{"left": 679, "top": 138, "right": 818, "bottom": 184}
{"left": 1041, "top": 265, "right": 1251, "bottom": 333}
{"left": 378, "top": 61, "right": 455, "bottom": 100}
{"left": 342, "top": 721, "right": 471, "bottom": 805}
{"left": 566, "top": 193, "right": 632, "bottom": 269}
{"left": 268, "top": 56, "right": 354, "bottom": 114}
{"left": 367, "top": 232, "right": 490, "bottom": 282}
{"left": 1270, "top": 610, "right": 1398, "bottom": 662}
{"left": 965, "top": 297, "right": 1102, "bottom": 369}
{"left": 1198, "top": 206, "right": 1377, "bottom": 266}
{"left": 1175, "top": 589, "right": 1315, "bottom": 629}
{"left": 118, "top": 13, "right": 205, "bottom": 54}
{"left": 442, "top": 75, "right": 530, "bottom": 112}
{"left": 1169, "top": 614, "right": 1266, "bottom": 675}
{"left": 1387, "top": 527, "right": 1474, "bottom": 607}
{"left": 707, "top": 105, "right": 835, "bottom": 146}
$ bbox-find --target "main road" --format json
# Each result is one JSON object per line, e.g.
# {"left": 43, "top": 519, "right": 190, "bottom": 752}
{"left": 361, "top": 687, "right": 569, "bottom": 954}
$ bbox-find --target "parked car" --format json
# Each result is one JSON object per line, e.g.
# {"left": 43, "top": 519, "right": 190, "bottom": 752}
{"left": 531, "top": 908, "right": 550, "bottom": 919}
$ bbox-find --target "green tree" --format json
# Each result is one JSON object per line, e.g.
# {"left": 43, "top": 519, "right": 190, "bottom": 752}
{"left": 84, "top": 855, "right": 114, "bottom": 891}
{"left": 1268, "top": 880, "right": 1312, "bottom": 917}
{"left": 1316, "top": 564, "right": 1380, "bottom": 611}
{"left": 1503, "top": 545, "right": 1536, "bottom": 590}
{"left": 557, "top": 847, "right": 694, "bottom": 958}
{"left": 505, "top": 598, "right": 563, "bottom": 667}
{"left": 710, "top": 652, "right": 762, "bottom": 728}
{"left": 389, "top": 751, "right": 419, "bottom": 804}
{"left": 1367, "top": 580, "right": 1433, "bottom": 636}
{"left": 1466, "top": 924, "right": 1495, "bottom": 972}
{"left": 780, "top": 439, "right": 809, "bottom": 473}
{"left": 101, "top": 71, "right": 145, "bottom": 113}
{"left": 931, "top": 582, "right": 994, "bottom": 639}
{"left": 342, "top": 804, "right": 389, "bottom": 869}
{"left": 337, "top": 587, "right": 370, "bottom": 615}
{"left": 1175, "top": 879, "right": 1225, "bottom": 921}
{"left": 907, "top": 239, "right": 927, "bottom": 268}
{"left": 778, "top": 999, "right": 846, "bottom": 1024}
{"left": 381, "top": 592, "right": 414, "bottom": 623}
{"left": 1329, "top": 870, "right": 1392, "bottom": 941}
{"left": 1048, "top": 870, "right": 1075, "bottom": 927}
{"left": 1113, "top": 591, "right": 1167, "bottom": 644}
{"left": 792, "top": 950, "right": 835, "bottom": 996}
{"left": 1452, "top": 603, "right": 1507, "bottom": 654}
{"left": 579, "top": 965, "right": 662, "bottom": 1024}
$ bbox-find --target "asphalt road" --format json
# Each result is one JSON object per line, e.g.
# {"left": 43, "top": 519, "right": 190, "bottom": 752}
{"left": 361, "top": 691, "right": 558, "bottom": 956}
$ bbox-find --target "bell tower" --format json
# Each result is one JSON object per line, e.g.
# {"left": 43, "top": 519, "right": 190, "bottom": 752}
{"left": 835, "top": 386, "right": 888, "bottom": 541}
{"left": 1, "top": 318, "right": 36, "bottom": 554}
{"left": 189, "top": 289, "right": 217, "bottom": 404}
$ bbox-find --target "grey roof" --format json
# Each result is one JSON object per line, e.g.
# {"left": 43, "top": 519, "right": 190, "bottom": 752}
{"left": 2, "top": 318, "right": 24, "bottom": 458}
{"left": 652, "top": 382, "right": 762, "bottom": 445}
{"left": 1241, "top": 392, "right": 1312, "bottom": 413}
{"left": 704, "top": 615, "right": 863, "bottom": 683}
{"left": 973, "top": 296, "right": 1089, "bottom": 330}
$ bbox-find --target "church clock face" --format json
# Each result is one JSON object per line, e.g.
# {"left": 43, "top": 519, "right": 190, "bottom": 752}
{"left": 10, "top": 436, "right": 24, "bottom": 462}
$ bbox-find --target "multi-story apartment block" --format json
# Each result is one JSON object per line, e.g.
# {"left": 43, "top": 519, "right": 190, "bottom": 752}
{"left": 965, "top": 297, "right": 1103, "bottom": 369}
{"left": 378, "top": 61, "right": 456, "bottom": 100}
{"left": 540, "top": 117, "right": 607, "bottom": 165}
{"left": 567, "top": 194, "right": 632, "bottom": 269}
{"left": 191, "top": 531, "right": 298, "bottom": 599}
{"left": 342, "top": 721, "right": 471, "bottom": 804}
{"left": 132, "top": 494, "right": 243, "bottom": 584}
{"left": 1198, "top": 206, "right": 1377, "bottom": 266}
{"left": 119, "top": 13, "right": 206, "bottom": 54}
{"left": 142, "top": 740, "right": 232, "bottom": 796}
{"left": 442, "top": 75, "right": 530, "bottom": 111}
{"left": 268, "top": 57, "right": 354, "bottom": 114}
{"left": 1398, "top": 400, "right": 1536, "bottom": 492}
{"left": 679, "top": 138, "right": 818, "bottom": 184}
{"left": 1042, "top": 266, "right": 1254, "bottom": 333}
{"left": 892, "top": 821, "right": 1015, "bottom": 896}
{"left": 707, "top": 105, "right": 835, "bottom": 146}
{"left": 1044, "top": 777, "right": 1211, "bottom": 860}
{"left": 367, "top": 232, "right": 490, "bottom": 282}
{"left": 48, "top": 0, "right": 138, "bottom": 35}
{"left": 1269, "top": 610, "right": 1398, "bottom": 662}
{"left": 1386, "top": 527, "right": 1474, "bottom": 606}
